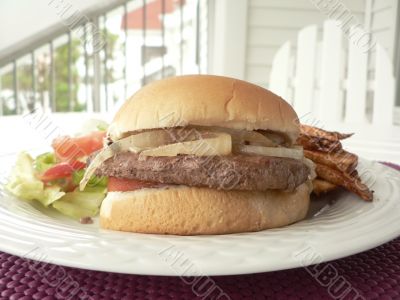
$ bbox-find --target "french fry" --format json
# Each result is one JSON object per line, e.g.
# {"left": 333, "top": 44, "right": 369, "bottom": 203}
{"left": 300, "top": 124, "right": 353, "bottom": 141}
{"left": 298, "top": 124, "right": 373, "bottom": 202}
{"left": 298, "top": 124, "right": 353, "bottom": 153}
{"left": 304, "top": 149, "right": 358, "bottom": 174}
{"left": 349, "top": 168, "right": 359, "bottom": 180}
{"left": 315, "top": 163, "right": 373, "bottom": 201}
{"left": 297, "top": 133, "right": 342, "bottom": 153}
{"left": 312, "top": 178, "right": 337, "bottom": 195}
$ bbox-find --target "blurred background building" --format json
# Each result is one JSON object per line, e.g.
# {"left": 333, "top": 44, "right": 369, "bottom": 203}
{"left": 0, "top": 0, "right": 207, "bottom": 115}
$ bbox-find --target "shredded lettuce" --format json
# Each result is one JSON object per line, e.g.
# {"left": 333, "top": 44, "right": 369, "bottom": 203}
{"left": 6, "top": 152, "right": 65, "bottom": 205}
{"left": 34, "top": 152, "right": 57, "bottom": 173}
{"left": 72, "top": 169, "right": 108, "bottom": 189}
{"left": 53, "top": 191, "right": 105, "bottom": 219}
{"left": 37, "top": 186, "right": 66, "bottom": 207}
{"left": 7, "top": 152, "right": 108, "bottom": 221}
{"left": 76, "top": 119, "right": 109, "bottom": 136}
{"left": 96, "top": 123, "right": 109, "bottom": 132}
{"left": 77, "top": 186, "right": 107, "bottom": 194}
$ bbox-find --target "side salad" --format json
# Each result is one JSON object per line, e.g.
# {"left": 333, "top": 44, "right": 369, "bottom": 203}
{"left": 5, "top": 121, "right": 109, "bottom": 223}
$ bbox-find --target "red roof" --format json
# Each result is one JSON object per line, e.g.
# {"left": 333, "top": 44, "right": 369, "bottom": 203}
{"left": 121, "top": 0, "right": 185, "bottom": 30}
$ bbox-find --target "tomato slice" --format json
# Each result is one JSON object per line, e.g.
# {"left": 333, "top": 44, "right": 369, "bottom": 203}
{"left": 108, "top": 177, "right": 158, "bottom": 192}
{"left": 52, "top": 131, "right": 105, "bottom": 162}
{"left": 40, "top": 161, "right": 86, "bottom": 182}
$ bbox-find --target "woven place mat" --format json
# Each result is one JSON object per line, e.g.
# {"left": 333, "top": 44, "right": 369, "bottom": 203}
{"left": 0, "top": 163, "right": 399, "bottom": 300}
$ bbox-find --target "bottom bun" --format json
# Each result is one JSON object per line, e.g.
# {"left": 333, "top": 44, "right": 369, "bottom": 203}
{"left": 100, "top": 182, "right": 312, "bottom": 235}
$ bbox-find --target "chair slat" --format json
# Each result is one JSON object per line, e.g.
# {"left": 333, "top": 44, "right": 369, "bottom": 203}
{"left": 293, "top": 25, "right": 317, "bottom": 118}
{"left": 373, "top": 44, "right": 395, "bottom": 126}
{"left": 319, "top": 20, "right": 343, "bottom": 122}
{"left": 269, "top": 41, "right": 291, "bottom": 101}
{"left": 345, "top": 26, "right": 368, "bottom": 123}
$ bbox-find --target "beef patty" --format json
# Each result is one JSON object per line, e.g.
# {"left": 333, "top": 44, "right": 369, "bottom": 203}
{"left": 94, "top": 152, "right": 310, "bottom": 192}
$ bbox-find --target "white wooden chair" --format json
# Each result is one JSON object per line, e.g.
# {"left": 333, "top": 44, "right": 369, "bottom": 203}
{"left": 269, "top": 20, "right": 400, "bottom": 163}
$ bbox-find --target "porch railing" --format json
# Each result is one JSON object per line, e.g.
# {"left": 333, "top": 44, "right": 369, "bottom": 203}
{"left": 0, "top": 0, "right": 208, "bottom": 116}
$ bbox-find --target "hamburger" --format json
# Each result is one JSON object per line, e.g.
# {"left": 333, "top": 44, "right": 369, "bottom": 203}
{"left": 80, "top": 75, "right": 314, "bottom": 235}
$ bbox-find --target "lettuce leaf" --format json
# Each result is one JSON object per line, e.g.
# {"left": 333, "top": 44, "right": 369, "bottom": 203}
{"left": 52, "top": 191, "right": 105, "bottom": 219}
{"left": 34, "top": 152, "right": 57, "bottom": 173}
{"left": 5, "top": 152, "right": 65, "bottom": 205}
{"left": 72, "top": 169, "right": 108, "bottom": 189}
{"left": 7, "top": 152, "right": 107, "bottom": 220}
{"left": 96, "top": 122, "right": 109, "bottom": 131}
{"left": 37, "top": 186, "right": 66, "bottom": 207}
{"left": 52, "top": 201, "right": 96, "bottom": 220}
{"left": 76, "top": 119, "right": 109, "bottom": 136}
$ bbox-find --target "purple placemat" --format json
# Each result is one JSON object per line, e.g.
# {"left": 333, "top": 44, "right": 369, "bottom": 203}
{"left": 0, "top": 163, "right": 399, "bottom": 300}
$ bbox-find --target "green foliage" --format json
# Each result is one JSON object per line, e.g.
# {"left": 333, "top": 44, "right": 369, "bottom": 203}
{"left": 55, "top": 39, "right": 81, "bottom": 111}
{"left": 1, "top": 30, "right": 119, "bottom": 114}
{"left": 103, "top": 30, "right": 119, "bottom": 84}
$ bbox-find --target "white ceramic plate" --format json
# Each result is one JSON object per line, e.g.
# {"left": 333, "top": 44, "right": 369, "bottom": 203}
{"left": 0, "top": 152, "right": 399, "bottom": 276}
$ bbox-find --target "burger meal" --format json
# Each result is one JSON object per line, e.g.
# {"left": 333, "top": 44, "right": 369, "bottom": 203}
{"left": 80, "top": 75, "right": 315, "bottom": 235}
{"left": 5, "top": 75, "right": 373, "bottom": 235}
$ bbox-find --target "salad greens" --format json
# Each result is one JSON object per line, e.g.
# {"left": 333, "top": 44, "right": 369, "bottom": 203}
{"left": 72, "top": 169, "right": 108, "bottom": 189}
{"left": 37, "top": 186, "right": 66, "bottom": 207}
{"left": 6, "top": 152, "right": 65, "bottom": 204}
{"left": 76, "top": 119, "right": 109, "bottom": 136}
{"left": 34, "top": 152, "right": 57, "bottom": 173}
{"left": 96, "top": 122, "right": 109, "bottom": 132}
{"left": 5, "top": 121, "right": 109, "bottom": 222}
{"left": 53, "top": 191, "right": 105, "bottom": 219}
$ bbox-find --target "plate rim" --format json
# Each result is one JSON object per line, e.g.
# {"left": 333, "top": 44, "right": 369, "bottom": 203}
{"left": 0, "top": 158, "right": 399, "bottom": 276}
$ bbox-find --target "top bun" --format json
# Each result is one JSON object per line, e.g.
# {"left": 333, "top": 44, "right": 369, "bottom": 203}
{"left": 108, "top": 75, "right": 300, "bottom": 144}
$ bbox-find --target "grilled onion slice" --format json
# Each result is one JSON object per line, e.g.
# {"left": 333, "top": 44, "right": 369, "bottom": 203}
{"left": 140, "top": 132, "right": 232, "bottom": 157}
{"left": 237, "top": 145, "right": 304, "bottom": 160}
{"left": 193, "top": 126, "right": 277, "bottom": 147}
